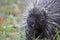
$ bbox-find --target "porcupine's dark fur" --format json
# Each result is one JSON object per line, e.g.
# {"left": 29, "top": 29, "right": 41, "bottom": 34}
{"left": 25, "top": 0, "right": 60, "bottom": 40}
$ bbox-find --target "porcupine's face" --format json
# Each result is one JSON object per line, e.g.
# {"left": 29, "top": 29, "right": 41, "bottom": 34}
{"left": 27, "top": 8, "right": 36, "bottom": 28}
{"left": 27, "top": 8, "right": 46, "bottom": 30}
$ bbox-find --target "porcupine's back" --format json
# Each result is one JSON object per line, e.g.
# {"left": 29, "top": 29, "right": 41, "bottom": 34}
{"left": 36, "top": 0, "right": 60, "bottom": 29}
{"left": 34, "top": 0, "right": 60, "bottom": 38}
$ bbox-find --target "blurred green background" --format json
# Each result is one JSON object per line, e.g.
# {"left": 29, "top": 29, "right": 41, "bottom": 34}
{"left": 0, "top": 0, "right": 30, "bottom": 40}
